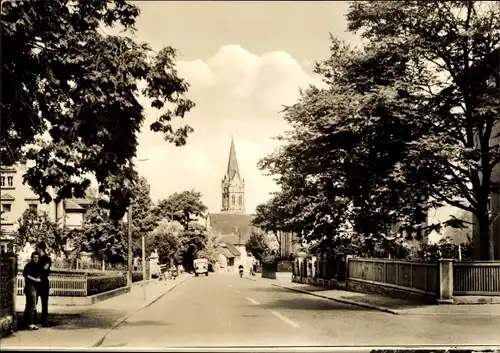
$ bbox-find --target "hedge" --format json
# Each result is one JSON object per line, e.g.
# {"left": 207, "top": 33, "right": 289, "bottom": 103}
{"left": 87, "top": 274, "right": 127, "bottom": 296}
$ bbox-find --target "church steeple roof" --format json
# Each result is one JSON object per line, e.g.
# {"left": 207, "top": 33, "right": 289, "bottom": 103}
{"left": 226, "top": 136, "right": 241, "bottom": 182}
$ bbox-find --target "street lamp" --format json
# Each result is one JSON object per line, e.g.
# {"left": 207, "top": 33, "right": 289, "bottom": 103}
{"left": 127, "top": 157, "right": 149, "bottom": 287}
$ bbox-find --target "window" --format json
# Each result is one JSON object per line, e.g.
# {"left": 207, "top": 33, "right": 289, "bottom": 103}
{"left": 231, "top": 195, "right": 235, "bottom": 205}
{"left": 29, "top": 204, "right": 38, "bottom": 211}
{"left": 2, "top": 204, "right": 12, "bottom": 213}
{"left": 238, "top": 195, "right": 243, "bottom": 206}
{"left": 0, "top": 177, "right": 4, "bottom": 187}
{"left": 7, "top": 176, "right": 13, "bottom": 186}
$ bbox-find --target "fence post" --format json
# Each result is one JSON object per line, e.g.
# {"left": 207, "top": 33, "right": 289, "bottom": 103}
{"left": 83, "top": 273, "right": 88, "bottom": 297}
{"left": 437, "top": 259, "right": 454, "bottom": 303}
{"left": 344, "top": 255, "right": 352, "bottom": 282}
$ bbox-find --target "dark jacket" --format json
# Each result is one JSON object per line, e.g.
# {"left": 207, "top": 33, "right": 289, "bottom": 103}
{"left": 23, "top": 261, "right": 41, "bottom": 286}
{"left": 39, "top": 255, "right": 52, "bottom": 288}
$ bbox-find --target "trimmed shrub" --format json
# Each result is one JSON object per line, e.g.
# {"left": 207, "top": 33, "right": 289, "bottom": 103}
{"left": 87, "top": 274, "right": 126, "bottom": 296}
{"left": 132, "top": 271, "right": 143, "bottom": 283}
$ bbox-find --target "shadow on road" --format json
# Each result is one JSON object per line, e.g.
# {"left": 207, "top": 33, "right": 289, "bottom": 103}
{"left": 249, "top": 286, "right": 296, "bottom": 294}
{"left": 258, "top": 297, "right": 373, "bottom": 311}
{"left": 16, "top": 310, "right": 122, "bottom": 331}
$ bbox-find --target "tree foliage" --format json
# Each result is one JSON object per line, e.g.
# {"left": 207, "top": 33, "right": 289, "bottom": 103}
{"left": 13, "top": 207, "right": 82, "bottom": 258}
{"left": 345, "top": 1, "right": 500, "bottom": 260}
{"left": 130, "top": 176, "right": 158, "bottom": 257}
{"left": 80, "top": 200, "right": 127, "bottom": 263}
{"left": 148, "top": 219, "right": 186, "bottom": 266}
{"left": 2, "top": 0, "right": 195, "bottom": 220}
{"left": 181, "top": 222, "right": 208, "bottom": 271}
{"left": 197, "top": 230, "right": 222, "bottom": 265}
{"left": 245, "top": 229, "right": 271, "bottom": 262}
{"left": 258, "top": 38, "right": 425, "bottom": 250}
{"left": 258, "top": 1, "right": 500, "bottom": 260}
{"left": 156, "top": 190, "right": 207, "bottom": 230}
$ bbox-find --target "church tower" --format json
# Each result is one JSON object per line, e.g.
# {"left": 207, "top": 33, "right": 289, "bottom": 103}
{"left": 221, "top": 137, "right": 245, "bottom": 213}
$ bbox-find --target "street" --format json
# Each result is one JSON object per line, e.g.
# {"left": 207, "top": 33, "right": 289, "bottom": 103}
{"left": 99, "top": 273, "right": 500, "bottom": 347}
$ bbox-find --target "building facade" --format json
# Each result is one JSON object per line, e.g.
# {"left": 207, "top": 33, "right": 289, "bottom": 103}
{"left": 0, "top": 164, "right": 91, "bottom": 255}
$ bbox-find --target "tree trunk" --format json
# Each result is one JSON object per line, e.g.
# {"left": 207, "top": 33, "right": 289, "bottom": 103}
{"left": 478, "top": 211, "right": 495, "bottom": 260}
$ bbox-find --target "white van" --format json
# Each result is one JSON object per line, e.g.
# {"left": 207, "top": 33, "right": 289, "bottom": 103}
{"left": 193, "top": 258, "right": 209, "bottom": 276}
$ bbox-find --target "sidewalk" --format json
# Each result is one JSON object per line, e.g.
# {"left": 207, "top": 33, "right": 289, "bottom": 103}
{"left": 1, "top": 274, "right": 190, "bottom": 348}
{"left": 248, "top": 275, "right": 500, "bottom": 317}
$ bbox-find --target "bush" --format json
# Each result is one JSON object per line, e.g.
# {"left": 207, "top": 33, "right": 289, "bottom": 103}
{"left": 87, "top": 274, "right": 126, "bottom": 296}
{"left": 132, "top": 271, "right": 143, "bottom": 283}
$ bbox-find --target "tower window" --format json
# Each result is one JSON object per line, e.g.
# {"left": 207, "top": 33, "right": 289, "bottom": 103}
{"left": 0, "top": 177, "right": 4, "bottom": 187}
{"left": 238, "top": 195, "right": 243, "bottom": 207}
{"left": 231, "top": 195, "right": 235, "bottom": 206}
{"left": 7, "top": 176, "right": 13, "bottom": 186}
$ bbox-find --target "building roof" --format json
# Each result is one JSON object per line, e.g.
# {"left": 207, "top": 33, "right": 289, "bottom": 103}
{"left": 209, "top": 213, "right": 254, "bottom": 245}
{"left": 64, "top": 199, "right": 84, "bottom": 211}
{"left": 225, "top": 137, "right": 241, "bottom": 182}
{"left": 224, "top": 242, "right": 241, "bottom": 256}
{"left": 219, "top": 247, "right": 236, "bottom": 259}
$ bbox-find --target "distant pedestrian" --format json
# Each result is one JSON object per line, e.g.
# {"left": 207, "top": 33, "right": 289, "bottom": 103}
{"left": 36, "top": 242, "right": 52, "bottom": 327}
{"left": 23, "top": 252, "right": 41, "bottom": 330}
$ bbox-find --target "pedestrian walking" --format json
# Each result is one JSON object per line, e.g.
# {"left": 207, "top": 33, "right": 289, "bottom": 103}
{"left": 23, "top": 252, "right": 41, "bottom": 330}
{"left": 36, "top": 242, "right": 52, "bottom": 327}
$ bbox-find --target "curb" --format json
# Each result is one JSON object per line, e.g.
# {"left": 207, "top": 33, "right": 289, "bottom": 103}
{"left": 271, "top": 283, "right": 399, "bottom": 315}
{"left": 92, "top": 275, "right": 190, "bottom": 347}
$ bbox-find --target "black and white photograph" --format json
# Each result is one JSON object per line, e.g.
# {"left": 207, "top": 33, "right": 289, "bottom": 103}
{"left": 1, "top": 0, "right": 500, "bottom": 350}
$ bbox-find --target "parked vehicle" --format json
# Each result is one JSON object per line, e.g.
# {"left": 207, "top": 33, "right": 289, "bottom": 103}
{"left": 193, "top": 258, "right": 209, "bottom": 277}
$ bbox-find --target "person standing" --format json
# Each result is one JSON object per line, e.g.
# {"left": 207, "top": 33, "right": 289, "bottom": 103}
{"left": 23, "top": 252, "right": 41, "bottom": 330}
{"left": 36, "top": 242, "right": 52, "bottom": 327}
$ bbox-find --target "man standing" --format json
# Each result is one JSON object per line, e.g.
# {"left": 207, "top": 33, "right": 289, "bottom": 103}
{"left": 23, "top": 252, "right": 41, "bottom": 330}
{"left": 36, "top": 242, "right": 52, "bottom": 327}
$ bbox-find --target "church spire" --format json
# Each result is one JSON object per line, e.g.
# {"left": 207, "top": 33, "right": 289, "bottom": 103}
{"left": 221, "top": 136, "right": 245, "bottom": 213}
{"left": 226, "top": 136, "right": 241, "bottom": 182}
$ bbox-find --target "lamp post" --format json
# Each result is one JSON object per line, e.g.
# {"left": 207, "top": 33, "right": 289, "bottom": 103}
{"left": 127, "top": 158, "right": 149, "bottom": 287}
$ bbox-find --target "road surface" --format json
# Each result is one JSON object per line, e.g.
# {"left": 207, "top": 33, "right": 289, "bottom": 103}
{"left": 99, "top": 273, "right": 500, "bottom": 347}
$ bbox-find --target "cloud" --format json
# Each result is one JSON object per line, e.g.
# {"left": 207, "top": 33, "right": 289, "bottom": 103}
{"left": 136, "top": 44, "right": 324, "bottom": 213}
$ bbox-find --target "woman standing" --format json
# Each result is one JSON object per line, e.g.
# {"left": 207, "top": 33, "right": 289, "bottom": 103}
{"left": 23, "top": 252, "right": 41, "bottom": 330}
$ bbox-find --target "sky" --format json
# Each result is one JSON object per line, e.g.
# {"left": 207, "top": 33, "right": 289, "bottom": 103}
{"left": 120, "top": 1, "right": 361, "bottom": 214}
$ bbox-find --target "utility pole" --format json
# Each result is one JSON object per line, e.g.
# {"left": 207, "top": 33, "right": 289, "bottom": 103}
{"left": 142, "top": 233, "right": 146, "bottom": 281}
{"left": 127, "top": 157, "right": 149, "bottom": 286}
{"left": 127, "top": 203, "right": 133, "bottom": 286}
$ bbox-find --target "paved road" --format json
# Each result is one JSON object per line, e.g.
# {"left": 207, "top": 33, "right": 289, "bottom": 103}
{"left": 100, "top": 273, "right": 500, "bottom": 347}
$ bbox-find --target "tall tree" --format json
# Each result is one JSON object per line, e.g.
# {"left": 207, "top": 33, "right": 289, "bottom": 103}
{"left": 130, "top": 176, "right": 158, "bottom": 257}
{"left": 80, "top": 200, "right": 127, "bottom": 263}
{"left": 181, "top": 222, "right": 208, "bottom": 271}
{"left": 148, "top": 220, "right": 185, "bottom": 266}
{"left": 245, "top": 229, "right": 271, "bottom": 262}
{"left": 258, "top": 38, "right": 426, "bottom": 249}
{"left": 346, "top": 1, "right": 500, "bottom": 259}
{"left": 197, "top": 230, "right": 222, "bottom": 266}
{"left": 12, "top": 208, "right": 82, "bottom": 259}
{"left": 2, "top": 1, "right": 195, "bottom": 220}
{"left": 156, "top": 190, "right": 207, "bottom": 230}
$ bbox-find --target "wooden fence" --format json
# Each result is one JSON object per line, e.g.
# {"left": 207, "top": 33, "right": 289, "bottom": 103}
{"left": 294, "top": 256, "right": 500, "bottom": 301}
{"left": 453, "top": 261, "right": 500, "bottom": 296}
{"left": 17, "top": 271, "right": 138, "bottom": 297}
{"left": 347, "top": 257, "right": 439, "bottom": 296}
